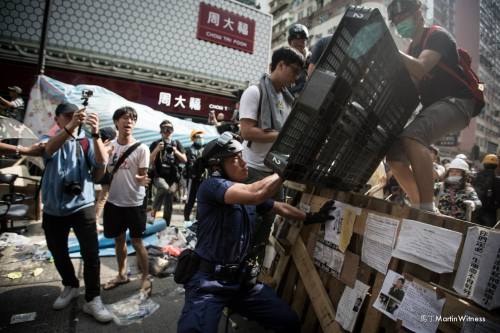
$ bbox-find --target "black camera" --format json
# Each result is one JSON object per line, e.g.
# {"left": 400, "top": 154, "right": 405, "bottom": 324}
{"left": 164, "top": 143, "right": 174, "bottom": 154}
{"left": 64, "top": 181, "right": 82, "bottom": 196}
{"left": 81, "top": 90, "right": 93, "bottom": 106}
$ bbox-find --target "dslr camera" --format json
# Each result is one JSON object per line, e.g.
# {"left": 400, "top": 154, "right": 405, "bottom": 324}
{"left": 64, "top": 180, "right": 82, "bottom": 196}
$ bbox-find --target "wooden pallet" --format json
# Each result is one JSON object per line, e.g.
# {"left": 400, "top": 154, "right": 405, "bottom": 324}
{"left": 259, "top": 184, "right": 500, "bottom": 333}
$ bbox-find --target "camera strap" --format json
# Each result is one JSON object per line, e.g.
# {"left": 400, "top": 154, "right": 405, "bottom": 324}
{"left": 109, "top": 142, "right": 141, "bottom": 184}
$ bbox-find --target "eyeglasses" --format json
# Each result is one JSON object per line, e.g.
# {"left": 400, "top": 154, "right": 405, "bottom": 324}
{"left": 161, "top": 126, "right": 174, "bottom": 133}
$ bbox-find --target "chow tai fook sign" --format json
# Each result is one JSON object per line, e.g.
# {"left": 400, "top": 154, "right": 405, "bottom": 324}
{"left": 156, "top": 88, "right": 235, "bottom": 118}
{"left": 196, "top": 2, "right": 256, "bottom": 53}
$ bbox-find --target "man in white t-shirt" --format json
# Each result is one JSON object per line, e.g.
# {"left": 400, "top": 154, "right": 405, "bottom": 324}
{"left": 239, "top": 46, "right": 304, "bottom": 260}
{"left": 102, "top": 107, "right": 152, "bottom": 297}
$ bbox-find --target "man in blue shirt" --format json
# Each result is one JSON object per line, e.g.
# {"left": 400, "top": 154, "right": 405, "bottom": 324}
{"left": 177, "top": 132, "right": 333, "bottom": 333}
{"left": 41, "top": 102, "right": 112, "bottom": 322}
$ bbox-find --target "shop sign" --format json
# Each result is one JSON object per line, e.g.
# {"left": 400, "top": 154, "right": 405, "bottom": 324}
{"left": 196, "top": 2, "right": 256, "bottom": 53}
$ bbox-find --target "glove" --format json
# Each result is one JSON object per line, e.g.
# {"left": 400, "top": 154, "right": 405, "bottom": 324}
{"left": 463, "top": 200, "right": 476, "bottom": 211}
{"left": 304, "top": 200, "right": 336, "bottom": 225}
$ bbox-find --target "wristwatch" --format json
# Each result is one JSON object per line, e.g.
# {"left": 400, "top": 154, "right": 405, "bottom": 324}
{"left": 91, "top": 133, "right": 100, "bottom": 139}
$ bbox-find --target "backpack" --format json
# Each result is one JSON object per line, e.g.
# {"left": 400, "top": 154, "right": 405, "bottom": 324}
{"left": 419, "top": 25, "right": 485, "bottom": 115}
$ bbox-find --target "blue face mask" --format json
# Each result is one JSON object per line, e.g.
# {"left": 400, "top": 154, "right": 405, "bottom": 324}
{"left": 193, "top": 138, "right": 204, "bottom": 146}
{"left": 396, "top": 16, "right": 416, "bottom": 39}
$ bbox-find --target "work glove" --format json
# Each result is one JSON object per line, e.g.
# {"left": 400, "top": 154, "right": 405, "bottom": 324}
{"left": 304, "top": 200, "right": 336, "bottom": 225}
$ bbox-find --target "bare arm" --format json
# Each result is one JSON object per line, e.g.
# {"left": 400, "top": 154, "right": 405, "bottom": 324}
{"left": 224, "top": 173, "right": 282, "bottom": 205}
{"left": 0, "top": 142, "right": 45, "bottom": 156}
{"left": 272, "top": 201, "right": 306, "bottom": 221}
{"left": 307, "top": 63, "right": 316, "bottom": 77}
{"left": 86, "top": 112, "right": 107, "bottom": 166}
{"left": 173, "top": 146, "right": 187, "bottom": 163}
{"left": 239, "top": 118, "right": 279, "bottom": 143}
{"left": 0, "top": 96, "right": 13, "bottom": 108}
{"left": 45, "top": 109, "right": 85, "bottom": 157}
{"left": 399, "top": 49, "right": 442, "bottom": 82}
{"left": 149, "top": 142, "right": 164, "bottom": 167}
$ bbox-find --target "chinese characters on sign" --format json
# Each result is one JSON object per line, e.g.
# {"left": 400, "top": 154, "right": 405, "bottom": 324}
{"left": 197, "top": 2, "right": 256, "bottom": 53}
{"left": 157, "top": 90, "right": 234, "bottom": 118}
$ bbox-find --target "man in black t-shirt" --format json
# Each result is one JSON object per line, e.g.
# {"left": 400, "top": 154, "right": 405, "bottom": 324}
{"left": 386, "top": 0, "right": 480, "bottom": 213}
{"left": 149, "top": 120, "right": 187, "bottom": 225}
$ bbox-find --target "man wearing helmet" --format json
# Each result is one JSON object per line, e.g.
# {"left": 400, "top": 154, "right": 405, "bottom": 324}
{"left": 472, "top": 154, "right": 500, "bottom": 227}
{"left": 288, "top": 24, "right": 311, "bottom": 96}
{"left": 176, "top": 132, "right": 334, "bottom": 333}
{"left": 386, "top": 0, "right": 481, "bottom": 213}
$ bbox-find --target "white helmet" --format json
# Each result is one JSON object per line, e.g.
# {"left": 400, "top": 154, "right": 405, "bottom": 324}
{"left": 455, "top": 153, "right": 468, "bottom": 160}
{"left": 448, "top": 158, "right": 469, "bottom": 172}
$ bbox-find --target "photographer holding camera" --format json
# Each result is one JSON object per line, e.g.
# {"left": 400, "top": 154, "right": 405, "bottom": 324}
{"left": 41, "top": 102, "right": 112, "bottom": 322}
{"left": 149, "top": 120, "right": 187, "bottom": 225}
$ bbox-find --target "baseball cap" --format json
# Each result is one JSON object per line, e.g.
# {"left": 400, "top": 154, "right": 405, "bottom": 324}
{"left": 55, "top": 102, "right": 79, "bottom": 116}
{"left": 8, "top": 86, "right": 22, "bottom": 94}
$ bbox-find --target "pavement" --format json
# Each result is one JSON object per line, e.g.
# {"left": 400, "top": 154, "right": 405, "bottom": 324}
{"left": 0, "top": 203, "right": 263, "bottom": 333}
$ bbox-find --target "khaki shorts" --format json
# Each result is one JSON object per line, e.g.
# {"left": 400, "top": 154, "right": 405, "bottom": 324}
{"left": 386, "top": 97, "right": 476, "bottom": 163}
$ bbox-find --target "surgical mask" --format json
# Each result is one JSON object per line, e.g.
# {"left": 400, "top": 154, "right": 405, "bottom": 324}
{"left": 193, "top": 138, "right": 204, "bottom": 147}
{"left": 396, "top": 16, "right": 416, "bottom": 39}
{"left": 446, "top": 175, "right": 462, "bottom": 184}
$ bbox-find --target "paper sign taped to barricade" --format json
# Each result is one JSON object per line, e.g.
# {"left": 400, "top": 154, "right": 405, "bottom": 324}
{"left": 335, "top": 280, "right": 370, "bottom": 332}
{"left": 453, "top": 227, "right": 500, "bottom": 310}
{"left": 324, "top": 202, "right": 361, "bottom": 252}
{"left": 392, "top": 219, "right": 462, "bottom": 273}
{"left": 397, "top": 282, "right": 446, "bottom": 333}
{"left": 361, "top": 213, "right": 400, "bottom": 274}
{"left": 313, "top": 239, "right": 345, "bottom": 278}
{"left": 373, "top": 270, "right": 407, "bottom": 320}
{"left": 460, "top": 310, "right": 500, "bottom": 332}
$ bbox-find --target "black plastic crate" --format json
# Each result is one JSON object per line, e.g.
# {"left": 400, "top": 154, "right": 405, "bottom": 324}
{"left": 265, "top": 6, "right": 420, "bottom": 191}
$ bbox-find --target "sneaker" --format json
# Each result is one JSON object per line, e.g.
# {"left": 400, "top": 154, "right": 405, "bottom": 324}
{"left": 83, "top": 296, "right": 113, "bottom": 323}
{"left": 53, "top": 286, "right": 79, "bottom": 310}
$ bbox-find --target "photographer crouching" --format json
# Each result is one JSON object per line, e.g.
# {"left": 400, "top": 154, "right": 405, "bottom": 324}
{"left": 149, "top": 120, "right": 187, "bottom": 225}
{"left": 41, "top": 102, "right": 112, "bottom": 322}
{"left": 176, "top": 132, "right": 334, "bottom": 333}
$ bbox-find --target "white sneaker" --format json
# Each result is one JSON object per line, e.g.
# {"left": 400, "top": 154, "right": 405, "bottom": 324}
{"left": 83, "top": 296, "right": 113, "bottom": 323}
{"left": 53, "top": 286, "right": 80, "bottom": 310}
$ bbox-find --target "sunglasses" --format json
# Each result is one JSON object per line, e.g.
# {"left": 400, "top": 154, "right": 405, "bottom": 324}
{"left": 161, "top": 126, "right": 174, "bottom": 132}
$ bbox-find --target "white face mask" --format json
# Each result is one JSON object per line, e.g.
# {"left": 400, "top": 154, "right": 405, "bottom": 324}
{"left": 446, "top": 175, "right": 462, "bottom": 184}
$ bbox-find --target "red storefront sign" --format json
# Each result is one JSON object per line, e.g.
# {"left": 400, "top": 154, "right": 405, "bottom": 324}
{"left": 0, "top": 60, "right": 235, "bottom": 120}
{"left": 196, "top": 2, "right": 256, "bottom": 54}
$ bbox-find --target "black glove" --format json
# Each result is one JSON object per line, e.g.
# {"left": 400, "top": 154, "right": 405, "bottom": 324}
{"left": 304, "top": 200, "right": 336, "bottom": 225}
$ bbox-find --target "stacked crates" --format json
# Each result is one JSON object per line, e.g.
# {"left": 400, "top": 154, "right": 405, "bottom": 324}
{"left": 265, "top": 6, "right": 420, "bottom": 191}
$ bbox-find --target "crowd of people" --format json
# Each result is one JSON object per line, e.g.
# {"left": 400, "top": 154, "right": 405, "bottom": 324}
{"left": 0, "top": 0, "right": 499, "bottom": 331}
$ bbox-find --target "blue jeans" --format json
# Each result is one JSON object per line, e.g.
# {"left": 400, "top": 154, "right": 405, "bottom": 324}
{"left": 177, "top": 272, "right": 299, "bottom": 333}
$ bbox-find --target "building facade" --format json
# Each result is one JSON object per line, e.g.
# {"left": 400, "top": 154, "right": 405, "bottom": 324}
{"left": 0, "top": 0, "right": 273, "bottom": 122}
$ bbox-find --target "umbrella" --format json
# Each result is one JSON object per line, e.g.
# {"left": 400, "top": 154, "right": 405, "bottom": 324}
{"left": 0, "top": 116, "right": 39, "bottom": 140}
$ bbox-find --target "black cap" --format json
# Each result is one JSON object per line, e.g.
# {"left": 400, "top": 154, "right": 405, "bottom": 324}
{"left": 55, "top": 102, "right": 79, "bottom": 116}
{"left": 99, "top": 127, "right": 117, "bottom": 141}
{"left": 8, "top": 86, "right": 22, "bottom": 94}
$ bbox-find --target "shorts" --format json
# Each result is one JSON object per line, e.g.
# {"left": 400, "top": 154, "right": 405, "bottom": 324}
{"left": 103, "top": 202, "right": 146, "bottom": 239}
{"left": 386, "top": 97, "right": 476, "bottom": 163}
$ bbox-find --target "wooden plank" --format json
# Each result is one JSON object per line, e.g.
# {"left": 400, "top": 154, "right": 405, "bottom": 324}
{"left": 272, "top": 254, "right": 291, "bottom": 291}
{"left": 339, "top": 251, "right": 359, "bottom": 289}
{"left": 282, "top": 263, "right": 299, "bottom": 304}
{"left": 360, "top": 258, "right": 399, "bottom": 333}
{"left": 302, "top": 300, "right": 320, "bottom": 333}
{"left": 283, "top": 180, "right": 307, "bottom": 192}
{"left": 291, "top": 278, "right": 309, "bottom": 320}
{"left": 291, "top": 237, "right": 342, "bottom": 333}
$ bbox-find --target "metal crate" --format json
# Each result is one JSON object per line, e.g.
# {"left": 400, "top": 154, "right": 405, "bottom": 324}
{"left": 265, "top": 6, "right": 419, "bottom": 191}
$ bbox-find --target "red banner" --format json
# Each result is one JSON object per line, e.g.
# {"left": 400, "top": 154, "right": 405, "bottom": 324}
{"left": 197, "top": 2, "right": 256, "bottom": 54}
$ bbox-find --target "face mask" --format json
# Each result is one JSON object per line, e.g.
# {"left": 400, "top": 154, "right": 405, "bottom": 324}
{"left": 396, "top": 16, "right": 416, "bottom": 39}
{"left": 193, "top": 138, "right": 204, "bottom": 147}
{"left": 446, "top": 175, "right": 462, "bottom": 184}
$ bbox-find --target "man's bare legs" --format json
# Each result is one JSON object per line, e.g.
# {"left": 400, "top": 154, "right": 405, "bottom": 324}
{"left": 388, "top": 137, "right": 434, "bottom": 210}
{"left": 130, "top": 238, "right": 150, "bottom": 294}
{"left": 115, "top": 233, "right": 128, "bottom": 279}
